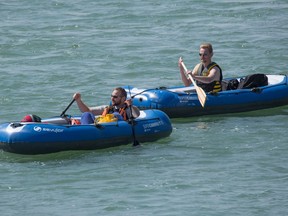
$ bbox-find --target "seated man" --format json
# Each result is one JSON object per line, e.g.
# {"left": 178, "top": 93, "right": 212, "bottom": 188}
{"left": 73, "top": 87, "right": 140, "bottom": 124}
{"left": 178, "top": 42, "right": 223, "bottom": 93}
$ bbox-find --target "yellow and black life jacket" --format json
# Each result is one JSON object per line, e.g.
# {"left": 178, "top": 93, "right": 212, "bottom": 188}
{"left": 196, "top": 62, "right": 223, "bottom": 93}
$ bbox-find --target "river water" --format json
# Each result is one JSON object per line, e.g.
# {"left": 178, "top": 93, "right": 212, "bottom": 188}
{"left": 1, "top": 1, "right": 288, "bottom": 215}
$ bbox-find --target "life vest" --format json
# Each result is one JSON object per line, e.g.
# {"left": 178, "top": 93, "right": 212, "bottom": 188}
{"left": 95, "top": 114, "right": 118, "bottom": 124}
{"left": 195, "top": 62, "right": 223, "bottom": 93}
{"left": 101, "top": 106, "right": 128, "bottom": 121}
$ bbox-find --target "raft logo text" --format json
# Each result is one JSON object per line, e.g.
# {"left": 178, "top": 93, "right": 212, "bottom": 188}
{"left": 34, "top": 126, "right": 64, "bottom": 133}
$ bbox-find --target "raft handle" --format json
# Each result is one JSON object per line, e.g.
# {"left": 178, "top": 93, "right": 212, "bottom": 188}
{"left": 251, "top": 87, "right": 263, "bottom": 93}
{"left": 10, "top": 123, "right": 23, "bottom": 128}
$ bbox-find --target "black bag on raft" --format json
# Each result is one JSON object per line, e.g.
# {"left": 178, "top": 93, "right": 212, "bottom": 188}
{"left": 221, "top": 79, "right": 239, "bottom": 91}
{"left": 237, "top": 73, "right": 268, "bottom": 89}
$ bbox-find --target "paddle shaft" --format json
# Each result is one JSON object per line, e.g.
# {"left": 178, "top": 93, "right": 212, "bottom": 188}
{"left": 60, "top": 99, "right": 75, "bottom": 117}
{"left": 128, "top": 87, "right": 140, "bottom": 146}
{"left": 129, "top": 107, "right": 139, "bottom": 146}
{"left": 181, "top": 62, "right": 198, "bottom": 87}
{"left": 181, "top": 61, "right": 207, "bottom": 107}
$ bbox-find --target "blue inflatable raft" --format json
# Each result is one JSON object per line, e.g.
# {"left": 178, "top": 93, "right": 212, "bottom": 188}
{"left": 0, "top": 110, "right": 172, "bottom": 154}
{"left": 124, "top": 74, "right": 288, "bottom": 118}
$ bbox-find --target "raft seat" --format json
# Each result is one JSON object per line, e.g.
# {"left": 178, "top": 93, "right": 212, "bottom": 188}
{"left": 41, "top": 117, "right": 75, "bottom": 125}
{"left": 266, "top": 75, "right": 286, "bottom": 85}
{"left": 168, "top": 86, "right": 196, "bottom": 93}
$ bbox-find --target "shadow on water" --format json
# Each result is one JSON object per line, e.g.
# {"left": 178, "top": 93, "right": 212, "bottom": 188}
{"left": 0, "top": 145, "right": 137, "bottom": 163}
{"left": 0, "top": 149, "right": 92, "bottom": 164}
{"left": 171, "top": 105, "right": 288, "bottom": 124}
{"left": 0, "top": 137, "right": 172, "bottom": 164}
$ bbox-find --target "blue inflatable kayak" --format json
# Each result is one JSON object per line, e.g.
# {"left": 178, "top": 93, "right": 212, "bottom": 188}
{"left": 0, "top": 110, "right": 172, "bottom": 154}
{"left": 124, "top": 75, "right": 288, "bottom": 118}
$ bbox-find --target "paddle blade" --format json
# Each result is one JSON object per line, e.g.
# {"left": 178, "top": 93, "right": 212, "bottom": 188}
{"left": 181, "top": 61, "right": 207, "bottom": 107}
{"left": 133, "top": 140, "right": 140, "bottom": 146}
{"left": 195, "top": 86, "right": 207, "bottom": 107}
{"left": 187, "top": 74, "right": 207, "bottom": 107}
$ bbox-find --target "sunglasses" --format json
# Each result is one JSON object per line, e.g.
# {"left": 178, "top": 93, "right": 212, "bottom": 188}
{"left": 199, "top": 53, "right": 208, "bottom": 57}
{"left": 111, "top": 95, "right": 120, "bottom": 98}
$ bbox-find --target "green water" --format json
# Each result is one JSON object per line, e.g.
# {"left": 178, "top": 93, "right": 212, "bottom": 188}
{"left": 1, "top": 1, "right": 288, "bottom": 215}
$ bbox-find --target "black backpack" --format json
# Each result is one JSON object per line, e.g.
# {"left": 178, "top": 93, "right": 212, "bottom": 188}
{"left": 237, "top": 73, "right": 268, "bottom": 89}
{"left": 221, "top": 79, "right": 239, "bottom": 91}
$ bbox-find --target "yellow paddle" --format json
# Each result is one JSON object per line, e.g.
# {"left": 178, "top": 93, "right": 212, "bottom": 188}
{"left": 181, "top": 61, "right": 207, "bottom": 107}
